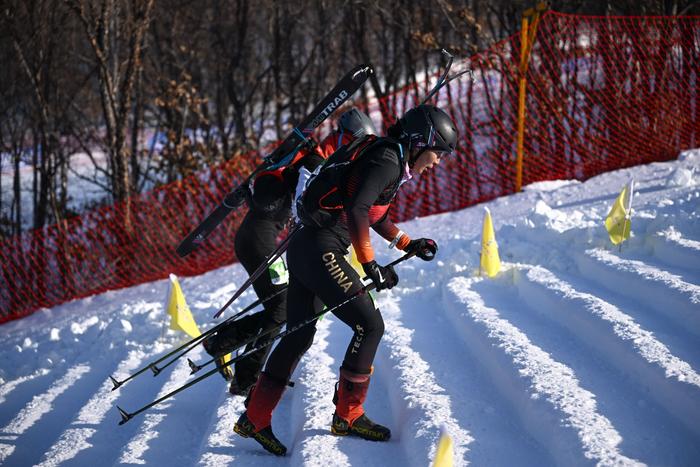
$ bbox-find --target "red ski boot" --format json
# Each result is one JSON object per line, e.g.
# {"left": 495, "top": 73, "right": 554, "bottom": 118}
{"left": 331, "top": 369, "right": 391, "bottom": 441}
{"left": 233, "top": 372, "right": 288, "bottom": 455}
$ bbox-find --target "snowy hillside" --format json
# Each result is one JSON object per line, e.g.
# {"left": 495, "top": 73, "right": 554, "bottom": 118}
{"left": 0, "top": 151, "right": 698, "bottom": 466}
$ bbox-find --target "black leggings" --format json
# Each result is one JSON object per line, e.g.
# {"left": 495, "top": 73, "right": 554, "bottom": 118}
{"left": 234, "top": 210, "right": 287, "bottom": 326}
{"left": 220, "top": 210, "right": 287, "bottom": 386}
{"left": 264, "top": 227, "right": 384, "bottom": 382}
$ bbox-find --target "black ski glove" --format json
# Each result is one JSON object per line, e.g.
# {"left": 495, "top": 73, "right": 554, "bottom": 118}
{"left": 404, "top": 238, "right": 438, "bottom": 261}
{"left": 362, "top": 260, "right": 399, "bottom": 291}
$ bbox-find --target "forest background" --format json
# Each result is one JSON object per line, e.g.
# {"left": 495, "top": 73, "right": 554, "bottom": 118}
{"left": 1, "top": 0, "right": 697, "bottom": 236}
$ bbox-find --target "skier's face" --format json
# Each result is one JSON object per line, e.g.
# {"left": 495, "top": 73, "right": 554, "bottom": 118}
{"left": 412, "top": 149, "right": 443, "bottom": 174}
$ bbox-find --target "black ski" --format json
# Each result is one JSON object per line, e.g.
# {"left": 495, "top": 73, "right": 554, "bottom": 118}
{"left": 176, "top": 64, "right": 374, "bottom": 257}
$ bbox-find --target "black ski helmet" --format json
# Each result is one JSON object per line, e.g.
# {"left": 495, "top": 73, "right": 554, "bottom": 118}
{"left": 397, "top": 104, "right": 458, "bottom": 155}
{"left": 338, "top": 108, "right": 377, "bottom": 138}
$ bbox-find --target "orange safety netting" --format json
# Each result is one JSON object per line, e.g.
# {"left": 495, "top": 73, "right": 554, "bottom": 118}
{"left": 1, "top": 12, "right": 698, "bottom": 323}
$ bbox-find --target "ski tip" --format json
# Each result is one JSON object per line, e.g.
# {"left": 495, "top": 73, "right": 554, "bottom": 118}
{"left": 149, "top": 364, "right": 161, "bottom": 376}
{"left": 175, "top": 243, "right": 191, "bottom": 257}
{"left": 116, "top": 406, "right": 132, "bottom": 425}
{"left": 353, "top": 64, "right": 374, "bottom": 81}
{"left": 187, "top": 358, "right": 200, "bottom": 374}
{"left": 109, "top": 375, "right": 122, "bottom": 391}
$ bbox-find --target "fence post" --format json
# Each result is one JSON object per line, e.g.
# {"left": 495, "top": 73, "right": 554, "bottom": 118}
{"left": 515, "top": 2, "right": 547, "bottom": 192}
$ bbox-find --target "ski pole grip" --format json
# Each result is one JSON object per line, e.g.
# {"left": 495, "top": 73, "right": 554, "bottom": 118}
{"left": 360, "top": 250, "right": 417, "bottom": 283}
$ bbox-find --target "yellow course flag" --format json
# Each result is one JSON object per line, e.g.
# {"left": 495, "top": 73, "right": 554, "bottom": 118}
{"left": 480, "top": 207, "right": 501, "bottom": 278}
{"left": 432, "top": 426, "right": 454, "bottom": 467}
{"left": 604, "top": 180, "right": 634, "bottom": 246}
{"left": 167, "top": 274, "right": 201, "bottom": 339}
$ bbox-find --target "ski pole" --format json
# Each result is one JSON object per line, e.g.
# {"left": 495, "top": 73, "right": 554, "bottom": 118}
{"left": 115, "top": 225, "right": 300, "bottom": 387}
{"left": 421, "top": 49, "right": 472, "bottom": 105}
{"left": 112, "top": 226, "right": 297, "bottom": 389}
{"left": 109, "top": 286, "right": 288, "bottom": 390}
{"left": 189, "top": 250, "right": 416, "bottom": 374}
{"left": 117, "top": 284, "right": 373, "bottom": 425}
{"left": 151, "top": 284, "right": 291, "bottom": 376}
{"left": 116, "top": 251, "right": 416, "bottom": 425}
{"left": 138, "top": 287, "right": 287, "bottom": 376}
{"left": 212, "top": 224, "right": 302, "bottom": 319}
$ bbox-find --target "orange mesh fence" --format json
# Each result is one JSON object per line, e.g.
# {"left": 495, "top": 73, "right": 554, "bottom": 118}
{"left": 1, "top": 12, "right": 698, "bottom": 323}
{"left": 387, "top": 12, "right": 699, "bottom": 221}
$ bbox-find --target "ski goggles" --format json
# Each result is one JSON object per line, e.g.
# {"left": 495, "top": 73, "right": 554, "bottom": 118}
{"left": 432, "top": 149, "right": 451, "bottom": 160}
{"left": 414, "top": 142, "right": 452, "bottom": 159}
{"left": 414, "top": 128, "right": 453, "bottom": 158}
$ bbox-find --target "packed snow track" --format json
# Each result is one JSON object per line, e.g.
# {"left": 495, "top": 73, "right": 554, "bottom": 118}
{"left": 0, "top": 152, "right": 698, "bottom": 466}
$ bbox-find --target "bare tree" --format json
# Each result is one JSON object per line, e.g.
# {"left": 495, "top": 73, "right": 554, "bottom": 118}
{"left": 2, "top": 0, "right": 699, "bottom": 236}
{"left": 2, "top": 0, "right": 81, "bottom": 230}
{"left": 65, "top": 0, "right": 155, "bottom": 203}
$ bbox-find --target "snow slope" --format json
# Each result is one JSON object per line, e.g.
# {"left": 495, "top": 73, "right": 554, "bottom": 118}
{"left": 0, "top": 151, "right": 698, "bottom": 466}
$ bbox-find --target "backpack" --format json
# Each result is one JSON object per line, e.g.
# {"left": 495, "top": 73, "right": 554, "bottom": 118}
{"left": 247, "top": 141, "right": 322, "bottom": 216}
{"left": 296, "top": 135, "right": 403, "bottom": 228}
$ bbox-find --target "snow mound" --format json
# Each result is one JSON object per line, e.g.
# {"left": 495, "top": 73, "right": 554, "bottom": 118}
{"left": 0, "top": 153, "right": 698, "bottom": 466}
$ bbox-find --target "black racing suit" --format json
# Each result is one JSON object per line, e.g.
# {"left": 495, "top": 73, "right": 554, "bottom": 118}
{"left": 210, "top": 148, "right": 325, "bottom": 390}
{"left": 264, "top": 139, "right": 409, "bottom": 382}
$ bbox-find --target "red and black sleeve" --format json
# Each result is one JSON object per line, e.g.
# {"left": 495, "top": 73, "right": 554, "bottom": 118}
{"left": 342, "top": 147, "right": 401, "bottom": 264}
{"left": 370, "top": 214, "right": 411, "bottom": 250}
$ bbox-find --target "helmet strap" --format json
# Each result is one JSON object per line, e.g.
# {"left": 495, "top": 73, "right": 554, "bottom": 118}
{"left": 408, "top": 146, "right": 428, "bottom": 168}
{"left": 336, "top": 128, "right": 345, "bottom": 148}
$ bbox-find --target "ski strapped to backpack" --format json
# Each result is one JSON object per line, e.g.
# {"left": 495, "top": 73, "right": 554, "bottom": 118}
{"left": 176, "top": 64, "right": 374, "bottom": 257}
{"left": 296, "top": 135, "right": 406, "bottom": 228}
